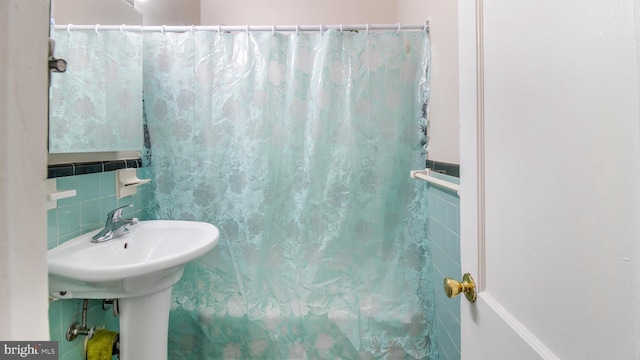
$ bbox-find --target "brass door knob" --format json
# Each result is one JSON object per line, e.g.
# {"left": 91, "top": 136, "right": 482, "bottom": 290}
{"left": 443, "top": 273, "right": 477, "bottom": 303}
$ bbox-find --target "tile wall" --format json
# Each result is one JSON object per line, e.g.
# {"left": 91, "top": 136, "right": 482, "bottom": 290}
{"left": 427, "top": 172, "right": 461, "bottom": 360}
{"left": 47, "top": 169, "right": 152, "bottom": 360}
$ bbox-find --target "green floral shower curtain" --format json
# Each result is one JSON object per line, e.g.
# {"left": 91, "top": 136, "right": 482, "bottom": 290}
{"left": 143, "top": 29, "right": 434, "bottom": 359}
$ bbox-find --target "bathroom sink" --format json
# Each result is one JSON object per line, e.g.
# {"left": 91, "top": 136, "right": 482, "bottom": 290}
{"left": 48, "top": 220, "right": 219, "bottom": 299}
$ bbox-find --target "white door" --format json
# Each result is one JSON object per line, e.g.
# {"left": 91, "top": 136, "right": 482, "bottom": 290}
{"left": 457, "top": 1, "right": 640, "bottom": 359}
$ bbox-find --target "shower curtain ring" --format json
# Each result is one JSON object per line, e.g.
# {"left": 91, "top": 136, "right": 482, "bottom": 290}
{"left": 296, "top": 24, "right": 300, "bottom": 35}
{"left": 272, "top": 25, "right": 276, "bottom": 35}
{"left": 246, "top": 25, "right": 250, "bottom": 34}
{"left": 396, "top": 23, "right": 401, "bottom": 34}
{"left": 94, "top": 24, "right": 100, "bottom": 35}
{"left": 161, "top": 25, "right": 166, "bottom": 35}
{"left": 191, "top": 25, "right": 195, "bottom": 35}
{"left": 366, "top": 24, "right": 369, "bottom": 35}
{"left": 67, "top": 24, "right": 73, "bottom": 34}
{"left": 320, "top": 24, "right": 324, "bottom": 34}
{"left": 120, "top": 24, "right": 125, "bottom": 33}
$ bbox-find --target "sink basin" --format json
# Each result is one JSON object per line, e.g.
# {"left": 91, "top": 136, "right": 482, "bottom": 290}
{"left": 48, "top": 220, "right": 220, "bottom": 360}
{"left": 48, "top": 220, "right": 219, "bottom": 299}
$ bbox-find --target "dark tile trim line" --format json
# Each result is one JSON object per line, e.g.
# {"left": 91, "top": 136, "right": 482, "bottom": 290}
{"left": 48, "top": 159, "right": 143, "bottom": 179}
{"left": 426, "top": 160, "right": 460, "bottom": 178}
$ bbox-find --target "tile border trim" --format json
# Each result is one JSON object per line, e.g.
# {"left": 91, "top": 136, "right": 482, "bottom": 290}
{"left": 48, "top": 159, "right": 143, "bottom": 178}
{"left": 426, "top": 160, "right": 460, "bottom": 178}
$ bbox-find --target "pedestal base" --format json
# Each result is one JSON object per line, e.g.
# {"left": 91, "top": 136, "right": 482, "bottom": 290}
{"left": 118, "top": 286, "right": 172, "bottom": 360}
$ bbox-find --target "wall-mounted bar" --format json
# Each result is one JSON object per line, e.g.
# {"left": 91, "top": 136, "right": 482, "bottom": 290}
{"left": 45, "top": 178, "right": 77, "bottom": 210}
{"left": 410, "top": 169, "right": 460, "bottom": 195}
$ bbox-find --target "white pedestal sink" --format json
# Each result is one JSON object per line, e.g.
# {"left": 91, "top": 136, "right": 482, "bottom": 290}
{"left": 48, "top": 220, "right": 220, "bottom": 360}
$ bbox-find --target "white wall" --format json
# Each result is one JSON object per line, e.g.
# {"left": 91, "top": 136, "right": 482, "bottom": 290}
{"left": 0, "top": 0, "right": 49, "bottom": 340}
{"left": 201, "top": 0, "right": 397, "bottom": 25}
{"left": 52, "top": 0, "right": 201, "bottom": 30}
{"left": 398, "top": 0, "right": 459, "bottom": 164}
{"left": 52, "top": 0, "right": 142, "bottom": 24}
{"left": 135, "top": 0, "right": 200, "bottom": 26}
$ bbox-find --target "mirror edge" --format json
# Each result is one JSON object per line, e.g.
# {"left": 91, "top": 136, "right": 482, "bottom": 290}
{"left": 48, "top": 0, "right": 144, "bottom": 165}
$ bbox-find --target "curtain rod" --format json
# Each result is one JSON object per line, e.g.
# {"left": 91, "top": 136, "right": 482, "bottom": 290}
{"left": 53, "top": 22, "right": 430, "bottom": 34}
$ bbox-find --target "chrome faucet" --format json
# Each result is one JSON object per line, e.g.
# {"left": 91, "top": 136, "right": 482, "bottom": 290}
{"left": 92, "top": 204, "right": 138, "bottom": 243}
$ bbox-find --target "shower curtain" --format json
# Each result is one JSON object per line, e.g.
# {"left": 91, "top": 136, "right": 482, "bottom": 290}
{"left": 143, "top": 29, "right": 433, "bottom": 359}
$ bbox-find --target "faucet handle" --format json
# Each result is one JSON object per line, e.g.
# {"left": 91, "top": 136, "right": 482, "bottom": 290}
{"left": 107, "top": 204, "right": 133, "bottom": 222}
